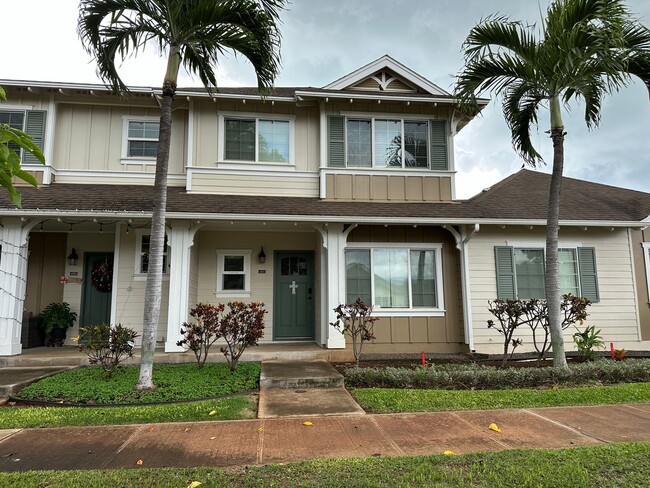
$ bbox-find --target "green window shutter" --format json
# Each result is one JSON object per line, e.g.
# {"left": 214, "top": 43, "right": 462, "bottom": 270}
{"left": 328, "top": 115, "right": 345, "bottom": 167}
{"left": 429, "top": 119, "right": 448, "bottom": 171}
{"left": 494, "top": 246, "right": 516, "bottom": 299}
{"left": 578, "top": 247, "right": 600, "bottom": 302}
{"left": 23, "top": 110, "right": 46, "bottom": 164}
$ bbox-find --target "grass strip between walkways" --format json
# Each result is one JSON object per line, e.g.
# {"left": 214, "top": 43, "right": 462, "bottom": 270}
{"left": 1, "top": 443, "right": 648, "bottom": 487}
{"left": 351, "top": 382, "right": 650, "bottom": 413}
{"left": 0, "top": 396, "right": 256, "bottom": 428}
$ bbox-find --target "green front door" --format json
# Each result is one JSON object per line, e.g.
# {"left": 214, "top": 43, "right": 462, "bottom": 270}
{"left": 80, "top": 252, "right": 113, "bottom": 327}
{"left": 273, "top": 251, "right": 315, "bottom": 340}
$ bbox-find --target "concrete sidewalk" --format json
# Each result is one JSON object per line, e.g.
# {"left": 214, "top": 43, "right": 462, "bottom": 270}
{"left": 1, "top": 403, "right": 649, "bottom": 472}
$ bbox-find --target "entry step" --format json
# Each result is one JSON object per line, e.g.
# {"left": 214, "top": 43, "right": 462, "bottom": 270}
{"left": 260, "top": 359, "right": 344, "bottom": 389}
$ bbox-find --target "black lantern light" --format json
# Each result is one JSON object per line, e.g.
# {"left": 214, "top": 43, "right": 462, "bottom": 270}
{"left": 258, "top": 247, "right": 266, "bottom": 264}
{"left": 67, "top": 248, "right": 79, "bottom": 266}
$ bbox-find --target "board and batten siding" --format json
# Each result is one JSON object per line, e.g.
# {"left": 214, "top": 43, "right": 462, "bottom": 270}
{"left": 195, "top": 229, "right": 321, "bottom": 343}
{"left": 53, "top": 104, "right": 186, "bottom": 176}
{"left": 346, "top": 225, "right": 465, "bottom": 353}
{"left": 467, "top": 226, "right": 641, "bottom": 353}
{"left": 324, "top": 173, "right": 453, "bottom": 202}
{"left": 192, "top": 100, "right": 320, "bottom": 173}
{"left": 113, "top": 228, "right": 170, "bottom": 343}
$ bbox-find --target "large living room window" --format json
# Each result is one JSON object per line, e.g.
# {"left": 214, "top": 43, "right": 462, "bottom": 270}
{"left": 495, "top": 246, "right": 599, "bottom": 301}
{"left": 122, "top": 116, "right": 160, "bottom": 160}
{"left": 221, "top": 114, "right": 293, "bottom": 164}
{"left": 345, "top": 244, "right": 443, "bottom": 313}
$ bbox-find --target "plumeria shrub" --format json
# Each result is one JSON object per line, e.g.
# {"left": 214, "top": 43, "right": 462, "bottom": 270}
{"left": 487, "top": 299, "right": 526, "bottom": 366}
{"left": 331, "top": 298, "right": 379, "bottom": 365}
{"left": 77, "top": 323, "right": 139, "bottom": 378}
{"left": 177, "top": 303, "right": 225, "bottom": 368}
{"left": 488, "top": 294, "right": 592, "bottom": 364}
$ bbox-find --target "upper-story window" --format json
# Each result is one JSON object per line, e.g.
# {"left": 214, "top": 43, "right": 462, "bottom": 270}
{"left": 0, "top": 108, "right": 46, "bottom": 164}
{"left": 328, "top": 115, "right": 447, "bottom": 170}
{"left": 122, "top": 116, "right": 159, "bottom": 160}
{"left": 219, "top": 112, "right": 294, "bottom": 164}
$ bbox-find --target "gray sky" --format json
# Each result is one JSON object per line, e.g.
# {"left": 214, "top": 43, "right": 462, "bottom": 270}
{"left": 3, "top": 0, "right": 650, "bottom": 198}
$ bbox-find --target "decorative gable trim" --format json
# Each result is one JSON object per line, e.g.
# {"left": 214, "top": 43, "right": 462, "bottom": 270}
{"left": 323, "top": 55, "right": 450, "bottom": 96}
{"left": 349, "top": 69, "right": 418, "bottom": 93}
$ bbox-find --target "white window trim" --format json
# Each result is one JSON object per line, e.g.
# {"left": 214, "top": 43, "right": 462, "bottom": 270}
{"left": 121, "top": 115, "right": 160, "bottom": 164}
{"left": 341, "top": 115, "right": 431, "bottom": 169}
{"left": 133, "top": 230, "right": 170, "bottom": 280}
{"left": 216, "top": 249, "right": 252, "bottom": 298}
{"left": 643, "top": 242, "right": 650, "bottom": 303}
{"left": 218, "top": 111, "right": 295, "bottom": 165}
{"left": 345, "top": 242, "right": 444, "bottom": 315}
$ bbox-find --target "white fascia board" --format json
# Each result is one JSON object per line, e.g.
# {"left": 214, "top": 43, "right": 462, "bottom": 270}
{"left": 0, "top": 79, "right": 152, "bottom": 95}
{"left": 174, "top": 90, "right": 294, "bottom": 102}
{"left": 322, "top": 55, "right": 450, "bottom": 96}
{"left": 0, "top": 209, "right": 643, "bottom": 229}
{"left": 295, "top": 90, "right": 456, "bottom": 105}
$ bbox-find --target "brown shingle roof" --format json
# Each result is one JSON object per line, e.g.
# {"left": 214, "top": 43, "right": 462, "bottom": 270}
{"left": 1, "top": 170, "right": 647, "bottom": 223}
{"left": 178, "top": 86, "right": 452, "bottom": 100}
{"left": 465, "top": 169, "right": 650, "bottom": 221}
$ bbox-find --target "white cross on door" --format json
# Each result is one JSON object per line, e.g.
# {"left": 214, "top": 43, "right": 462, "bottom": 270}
{"left": 289, "top": 281, "right": 298, "bottom": 295}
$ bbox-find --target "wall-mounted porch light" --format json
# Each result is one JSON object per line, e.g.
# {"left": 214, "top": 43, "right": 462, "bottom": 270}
{"left": 67, "top": 248, "right": 79, "bottom": 266}
{"left": 258, "top": 247, "right": 266, "bottom": 264}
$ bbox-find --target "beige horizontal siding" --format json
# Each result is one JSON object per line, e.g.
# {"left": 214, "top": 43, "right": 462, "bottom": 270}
{"left": 325, "top": 174, "right": 453, "bottom": 202}
{"left": 190, "top": 172, "right": 319, "bottom": 197}
{"left": 467, "top": 226, "right": 642, "bottom": 353}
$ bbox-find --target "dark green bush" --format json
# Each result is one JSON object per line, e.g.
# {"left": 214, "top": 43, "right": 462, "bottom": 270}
{"left": 344, "top": 359, "right": 650, "bottom": 390}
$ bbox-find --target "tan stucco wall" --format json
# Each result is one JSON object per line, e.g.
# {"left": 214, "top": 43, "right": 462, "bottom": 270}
{"left": 347, "top": 225, "right": 465, "bottom": 353}
{"left": 631, "top": 228, "right": 650, "bottom": 340}
{"left": 467, "top": 226, "right": 641, "bottom": 354}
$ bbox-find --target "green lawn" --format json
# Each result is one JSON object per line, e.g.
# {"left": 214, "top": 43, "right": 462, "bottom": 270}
{"left": 17, "top": 362, "right": 260, "bottom": 404}
{"left": 1, "top": 443, "right": 648, "bottom": 487}
{"left": 0, "top": 396, "right": 256, "bottom": 428}
{"left": 352, "top": 382, "right": 650, "bottom": 413}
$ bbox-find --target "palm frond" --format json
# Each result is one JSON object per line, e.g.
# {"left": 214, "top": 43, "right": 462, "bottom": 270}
{"left": 503, "top": 81, "right": 545, "bottom": 166}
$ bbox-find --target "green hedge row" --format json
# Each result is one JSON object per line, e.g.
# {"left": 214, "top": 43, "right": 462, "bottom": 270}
{"left": 344, "top": 359, "right": 650, "bottom": 390}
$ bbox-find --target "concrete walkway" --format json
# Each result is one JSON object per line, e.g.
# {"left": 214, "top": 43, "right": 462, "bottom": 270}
{"left": 1, "top": 403, "right": 649, "bottom": 472}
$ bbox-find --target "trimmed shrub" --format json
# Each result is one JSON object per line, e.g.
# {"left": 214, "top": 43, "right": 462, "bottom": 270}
{"left": 77, "top": 323, "right": 138, "bottom": 378}
{"left": 343, "top": 359, "right": 650, "bottom": 390}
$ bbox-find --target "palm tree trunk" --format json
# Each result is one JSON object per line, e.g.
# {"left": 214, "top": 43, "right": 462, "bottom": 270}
{"left": 136, "top": 47, "right": 180, "bottom": 390}
{"left": 546, "top": 95, "right": 569, "bottom": 370}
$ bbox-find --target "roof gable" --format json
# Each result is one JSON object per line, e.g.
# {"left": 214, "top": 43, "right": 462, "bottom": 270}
{"left": 323, "top": 55, "right": 450, "bottom": 96}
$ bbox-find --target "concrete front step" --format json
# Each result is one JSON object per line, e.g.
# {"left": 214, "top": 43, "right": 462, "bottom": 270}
{"left": 0, "top": 366, "right": 75, "bottom": 398}
{"left": 260, "top": 360, "right": 344, "bottom": 390}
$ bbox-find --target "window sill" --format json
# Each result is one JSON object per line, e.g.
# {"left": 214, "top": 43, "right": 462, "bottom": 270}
{"left": 133, "top": 274, "right": 170, "bottom": 282}
{"left": 372, "top": 309, "right": 445, "bottom": 318}
{"left": 121, "top": 158, "right": 157, "bottom": 165}
{"left": 217, "top": 161, "right": 296, "bottom": 171}
{"left": 215, "top": 291, "right": 252, "bottom": 299}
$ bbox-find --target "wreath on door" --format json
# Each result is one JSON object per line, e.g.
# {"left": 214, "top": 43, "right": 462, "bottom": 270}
{"left": 91, "top": 261, "right": 112, "bottom": 292}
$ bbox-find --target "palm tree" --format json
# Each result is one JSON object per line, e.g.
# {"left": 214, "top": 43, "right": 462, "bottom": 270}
{"left": 78, "top": 0, "right": 285, "bottom": 389}
{"left": 455, "top": 0, "right": 650, "bottom": 368}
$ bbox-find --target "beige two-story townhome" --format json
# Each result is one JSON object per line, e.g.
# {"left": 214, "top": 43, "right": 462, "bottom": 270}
{"left": 1, "top": 55, "right": 649, "bottom": 357}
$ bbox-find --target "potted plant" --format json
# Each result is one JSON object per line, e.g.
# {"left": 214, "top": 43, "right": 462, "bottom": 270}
{"left": 37, "top": 302, "right": 78, "bottom": 347}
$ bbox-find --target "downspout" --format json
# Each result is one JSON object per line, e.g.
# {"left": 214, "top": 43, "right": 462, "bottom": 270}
{"left": 443, "top": 223, "right": 480, "bottom": 352}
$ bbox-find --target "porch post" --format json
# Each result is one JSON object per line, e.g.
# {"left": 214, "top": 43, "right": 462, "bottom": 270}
{"left": 324, "top": 223, "right": 347, "bottom": 349}
{"left": 165, "top": 221, "right": 201, "bottom": 352}
{"left": 0, "top": 219, "right": 33, "bottom": 355}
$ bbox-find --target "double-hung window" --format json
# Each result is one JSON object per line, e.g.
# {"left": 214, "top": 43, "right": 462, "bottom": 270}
{"left": 328, "top": 115, "right": 447, "bottom": 170}
{"left": 135, "top": 232, "right": 169, "bottom": 275}
{"left": 221, "top": 114, "right": 293, "bottom": 164}
{"left": 0, "top": 111, "right": 25, "bottom": 154}
{"left": 216, "top": 250, "right": 251, "bottom": 295}
{"left": 495, "top": 246, "right": 599, "bottom": 301}
{"left": 122, "top": 117, "right": 159, "bottom": 160}
{"left": 345, "top": 244, "right": 444, "bottom": 313}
